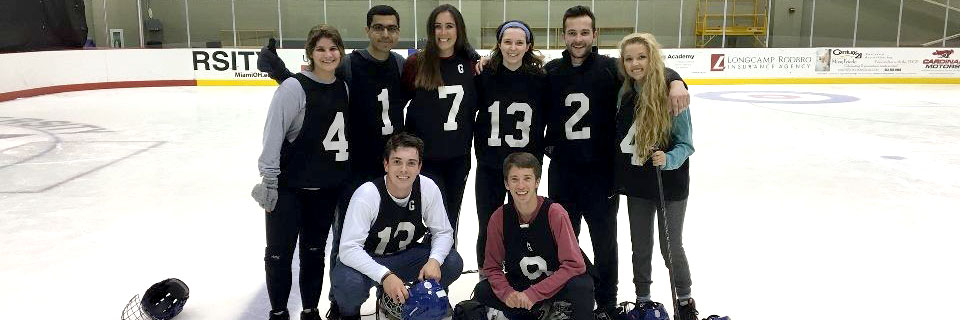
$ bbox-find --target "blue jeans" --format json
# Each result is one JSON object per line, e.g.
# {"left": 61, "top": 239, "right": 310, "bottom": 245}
{"left": 331, "top": 246, "right": 464, "bottom": 316}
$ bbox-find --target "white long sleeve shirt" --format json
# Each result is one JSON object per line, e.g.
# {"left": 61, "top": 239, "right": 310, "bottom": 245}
{"left": 338, "top": 175, "right": 455, "bottom": 283}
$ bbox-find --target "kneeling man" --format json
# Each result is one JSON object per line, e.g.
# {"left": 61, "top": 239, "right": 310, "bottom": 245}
{"left": 331, "top": 132, "right": 463, "bottom": 319}
{"left": 473, "top": 152, "right": 594, "bottom": 319}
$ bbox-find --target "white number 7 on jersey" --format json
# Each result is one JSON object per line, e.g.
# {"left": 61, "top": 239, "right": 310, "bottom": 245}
{"left": 439, "top": 85, "right": 464, "bottom": 131}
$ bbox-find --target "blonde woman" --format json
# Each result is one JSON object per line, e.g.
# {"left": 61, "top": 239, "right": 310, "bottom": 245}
{"left": 613, "top": 33, "right": 698, "bottom": 320}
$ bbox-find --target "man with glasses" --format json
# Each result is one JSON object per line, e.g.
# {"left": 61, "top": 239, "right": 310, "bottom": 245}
{"left": 257, "top": 5, "right": 409, "bottom": 317}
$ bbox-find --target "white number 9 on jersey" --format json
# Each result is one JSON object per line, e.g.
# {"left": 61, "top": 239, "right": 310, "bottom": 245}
{"left": 519, "top": 256, "right": 553, "bottom": 280}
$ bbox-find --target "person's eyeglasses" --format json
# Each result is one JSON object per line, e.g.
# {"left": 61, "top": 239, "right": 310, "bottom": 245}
{"left": 370, "top": 24, "right": 400, "bottom": 34}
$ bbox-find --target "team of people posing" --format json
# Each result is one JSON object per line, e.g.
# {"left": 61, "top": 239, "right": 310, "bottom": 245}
{"left": 251, "top": 4, "right": 698, "bottom": 320}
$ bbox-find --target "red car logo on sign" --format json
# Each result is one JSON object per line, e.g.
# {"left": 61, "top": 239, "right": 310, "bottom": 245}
{"left": 933, "top": 49, "right": 954, "bottom": 58}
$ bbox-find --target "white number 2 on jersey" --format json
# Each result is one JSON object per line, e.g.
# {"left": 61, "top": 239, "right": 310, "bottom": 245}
{"left": 322, "top": 112, "right": 349, "bottom": 161}
{"left": 519, "top": 256, "right": 553, "bottom": 280}
{"left": 438, "top": 85, "right": 464, "bottom": 131}
{"left": 487, "top": 101, "right": 533, "bottom": 148}
{"left": 564, "top": 93, "right": 590, "bottom": 140}
{"left": 619, "top": 124, "right": 641, "bottom": 166}
{"left": 377, "top": 88, "right": 393, "bottom": 135}
{"left": 374, "top": 222, "right": 416, "bottom": 255}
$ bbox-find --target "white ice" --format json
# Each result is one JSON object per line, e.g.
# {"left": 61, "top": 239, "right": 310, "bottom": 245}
{"left": 1, "top": 84, "right": 958, "bottom": 319}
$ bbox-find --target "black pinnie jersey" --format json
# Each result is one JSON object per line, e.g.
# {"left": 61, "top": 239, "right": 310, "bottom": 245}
{"left": 614, "top": 89, "right": 690, "bottom": 201}
{"left": 405, "top": 54, "right": 477, "bottom": 160}
{"left": 363, "top": 176, "right": 431, "bottom": 256}
{"left": 342, "top": 50, "right": 406, "bottom": 169}
{"left": 502, "top": 198, "right": 560, "bottom": 291}
{"left": 543, "top": 49, "right": 621, "bottom": 165}
{"left": 278, "top": 73, "right": 350, "bottom": 189}
{"left": 474, "top": 67, "right": 547, "bottom": 168}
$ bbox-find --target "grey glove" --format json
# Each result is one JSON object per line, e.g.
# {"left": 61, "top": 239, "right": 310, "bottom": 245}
{"left": 251, "top": 176, "right": 279, "bottom": 212}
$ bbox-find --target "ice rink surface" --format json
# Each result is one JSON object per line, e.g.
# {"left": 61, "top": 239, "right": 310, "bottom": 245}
{"left": 1, "top": 84, "right": 958, "bottom": 319}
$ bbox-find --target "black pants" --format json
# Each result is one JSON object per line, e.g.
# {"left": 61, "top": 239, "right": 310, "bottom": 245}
{"left": 327, "top": 164, "right": 382, "bottom": 302}
{"left": 421, "top": 154, "right": 471, "bottom": 237}
{"left": 265, "top": 186, "right": 340, "bottom": 311}
{"left": 474, "top": 163, "right": 508, "bottom": 270}
{"left": 472, "top": 274, "right": 595, "bottom": 320}
{"left": 548, "top": 160, "right": 619, "bottom": 308}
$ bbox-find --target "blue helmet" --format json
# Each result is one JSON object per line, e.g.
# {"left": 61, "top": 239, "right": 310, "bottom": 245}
{"left": 402, "top": 279, "right": 450, "bottom": 320}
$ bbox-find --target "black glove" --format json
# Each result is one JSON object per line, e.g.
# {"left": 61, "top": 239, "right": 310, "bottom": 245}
{"left": 258, "top": 38, "right": 294, "bottom": 83}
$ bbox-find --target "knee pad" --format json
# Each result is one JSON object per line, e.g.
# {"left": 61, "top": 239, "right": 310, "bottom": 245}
{"left": 264, "top": 246, "right": 294, "bottom": 266}
{"left": 452, "top": 300, "right": 488, "bottom": 320}
{"left": 299, "top": 246, "right": 326, "bottom": 266}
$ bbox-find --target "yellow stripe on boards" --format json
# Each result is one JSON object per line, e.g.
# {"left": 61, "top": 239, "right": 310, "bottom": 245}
{"left": 196, "top": 79, "right": 279, "bottom": 86}
{"left": 685, "top": 78, "right": 960, "bottom": 85}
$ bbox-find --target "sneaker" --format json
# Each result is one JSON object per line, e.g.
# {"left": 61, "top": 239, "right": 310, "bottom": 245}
{"left": 540, "top": 300, "right": 573, "bottom": 320}
{"left": 326, "top": 301, "right": 361, "bottom": 320}
{"left": 269, "top": 309, "right": 290, "bottom": 320}
{"left": 675, "top": 298, "right": 699, "bottom": 320}
{"left": 300, "top": 308, "right": 321, "bottom": 320}
{"left": 592, "top": 304, "right": 617, "bottom": 320}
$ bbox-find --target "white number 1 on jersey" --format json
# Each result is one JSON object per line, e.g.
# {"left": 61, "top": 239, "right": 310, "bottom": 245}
{"left": 323, "top": 112, "right": 349, "bottom": 161}
{"left": 377, "top": 88, "right": 394, "bottom": 135}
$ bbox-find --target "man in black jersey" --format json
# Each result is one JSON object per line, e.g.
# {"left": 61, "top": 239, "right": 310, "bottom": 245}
{"left": 542, "top": 5, "right": 689, "bottom": 316}
{"left": 329, "top": 133, "right": 462, "bottom": 320}
{"left": 259, "top": 5, "right": 406, "bottom": 183}
{"left": 257, "top": 5, "right": 410, "bottom": 314}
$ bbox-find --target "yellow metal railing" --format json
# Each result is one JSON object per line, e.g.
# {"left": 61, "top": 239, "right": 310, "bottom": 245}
{"left": 695, "top": 0, "right": 769, "bottom": 47}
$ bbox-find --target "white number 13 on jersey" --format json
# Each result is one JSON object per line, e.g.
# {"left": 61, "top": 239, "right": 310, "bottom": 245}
{"left": 487, "top": 101, "right": 533, "bottom": 148}
{"left": 564, "top": 93, "right": 590, "bottom": 140}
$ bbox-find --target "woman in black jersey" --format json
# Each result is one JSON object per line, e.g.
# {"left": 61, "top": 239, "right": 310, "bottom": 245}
{"left": 251, "top": 25, "right": 350, "bottom": 320}
{"left": 473, "top": 19, "right": 548, "bottom": 271}
{"left": 400, "top": 4, "right": 478, "bottom": 236}
{"left": 614, "top": 33, "right": 699, "bottom": 320}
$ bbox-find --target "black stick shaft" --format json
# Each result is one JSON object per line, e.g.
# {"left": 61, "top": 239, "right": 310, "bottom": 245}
{"left": 656, "top": 165, "right": 681, "bottom": 319}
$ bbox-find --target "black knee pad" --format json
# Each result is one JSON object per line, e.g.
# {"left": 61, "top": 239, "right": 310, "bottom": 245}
{"left": 299, "top": 246, "right": 326, "bottom": 266}
{"left": 264, "top": 246, "right": 294, "bottom": 267}
{"left": 452, "top": 300, "right": 488, "bottom": 320}
{"left": 565, "top": 275, "right": 595, "bottom": 294}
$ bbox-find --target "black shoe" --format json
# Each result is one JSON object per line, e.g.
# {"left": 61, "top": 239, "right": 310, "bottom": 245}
{"left": 269, "top": 309, "right": 290, "bottom": 320}
{"left": 300, "top": 308, "right": 321, "bottom": 320}
{"left": 675, "top": 298, "right": 699, "bottom": 320}
{"left": 592, "top": 305, "right": 617, "bottom": 320}
{"left": 326, "top": 301, "right": 361, "bottom": 320}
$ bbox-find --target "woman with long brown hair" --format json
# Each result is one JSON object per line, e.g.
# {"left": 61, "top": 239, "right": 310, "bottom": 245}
{"left": 613, "top": 32, "right": 699, "bottom": 320}
{"left": 400, "top": 4, "right": 479, "bottom": 236}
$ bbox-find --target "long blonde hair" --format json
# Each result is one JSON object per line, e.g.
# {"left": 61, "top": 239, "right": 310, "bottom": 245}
{"left": 617, "top": 33, "right": 670, "bottom": 164}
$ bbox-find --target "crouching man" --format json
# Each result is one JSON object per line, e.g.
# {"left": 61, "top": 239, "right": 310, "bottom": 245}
{"left": 330, "top": 132, "right": 463, "bottom": 319}
{"left": 471, "top": 152, "right": 594, "bottom": 319}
